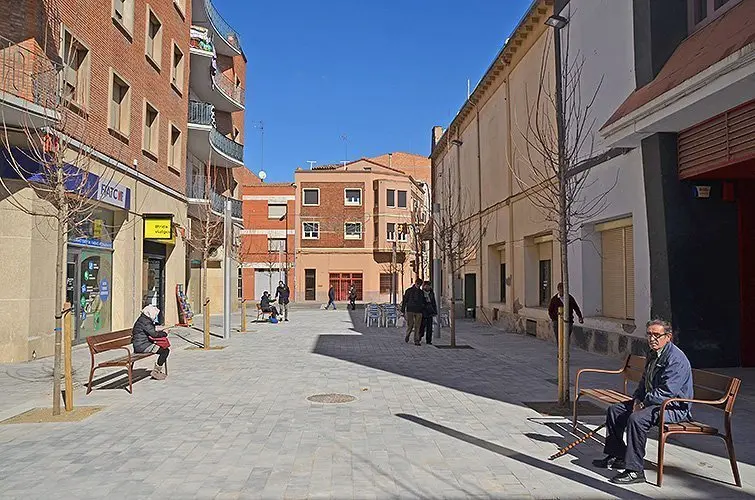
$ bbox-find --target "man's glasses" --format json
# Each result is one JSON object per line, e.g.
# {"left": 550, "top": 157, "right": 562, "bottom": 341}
{"left": 646, "top": 331, "right": 670, "bottom": 340}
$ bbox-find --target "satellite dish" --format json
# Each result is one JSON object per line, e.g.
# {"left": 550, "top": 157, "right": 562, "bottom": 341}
{"left": 258, "top": 170, "right": 267, "bottom": 181}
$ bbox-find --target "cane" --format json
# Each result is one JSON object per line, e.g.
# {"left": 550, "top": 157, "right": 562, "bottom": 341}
{"left": 548, "top": 423, "right": 606, "bottom": 460}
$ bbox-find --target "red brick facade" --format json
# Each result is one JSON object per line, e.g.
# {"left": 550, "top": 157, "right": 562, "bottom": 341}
{"left": 300, "top": 181, "right": 366, "bottom": 249}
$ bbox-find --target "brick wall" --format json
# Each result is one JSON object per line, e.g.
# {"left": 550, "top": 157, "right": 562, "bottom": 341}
{"left": 5, "top": 0, "right": 193, "bottom": 195}
{"left": 300, "top": 181, "right": 366, "bottom": 248}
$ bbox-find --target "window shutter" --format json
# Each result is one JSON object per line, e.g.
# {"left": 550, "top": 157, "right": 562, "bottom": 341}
{"left": 602, "top": 228, "right": 625, "bottom": 319}
{"left": 625, "top": 226, "right": 635, "bottom": 320}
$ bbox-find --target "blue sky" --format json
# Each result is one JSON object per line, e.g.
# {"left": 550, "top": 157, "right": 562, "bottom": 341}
{"left": 214, "top": 0, "right": 534, "bottom": 182}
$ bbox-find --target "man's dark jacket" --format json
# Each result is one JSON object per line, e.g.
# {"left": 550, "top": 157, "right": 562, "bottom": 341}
{"left": 328, "top": 287, "right": 335, "bottom": 301}
{"left": 401, "top": 285, "right": 425, "bottom": 314}
{"left": 633, "top": 342, "right": 694, "bottom": 422}
{"left": 276, "top": 285, "right": 290, "bottom": 304}
{"left": 260, "top": 294, "right": 274, "bottom": 311}
{"left": 132, "top": 313, "right": 166, "bottom": 353}
{"left": 548, "top": 294, "right": 582, "bottom": 323}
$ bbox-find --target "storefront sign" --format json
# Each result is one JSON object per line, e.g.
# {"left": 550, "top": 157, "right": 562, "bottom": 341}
{"left": 98, "top": 179, "right": 131, "bottom": 210}
{"left": 694, "top": 185, "right": 712, "bottom": 199}
{"left": 144, "top": 217, "right": 173, "bottom": 240}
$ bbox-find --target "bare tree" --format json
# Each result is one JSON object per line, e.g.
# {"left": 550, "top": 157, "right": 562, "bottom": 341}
{"left": 0, "top": 22, "right": 127, "bottom": 414}
{"left": 510, "top": 29, "right": 615, "bottom": 407}
{"left": 183, "top": 165, "right": 224, "bottom": 350}
{"left": 431, "top": 174, "right": 486, "bottom": 347}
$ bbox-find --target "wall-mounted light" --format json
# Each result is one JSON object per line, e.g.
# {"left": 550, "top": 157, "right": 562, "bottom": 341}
{"left": 545, "top": 15, "right": 568, "bottom": 29}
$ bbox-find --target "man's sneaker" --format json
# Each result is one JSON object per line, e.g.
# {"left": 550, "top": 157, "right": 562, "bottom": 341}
{"left": 592, "top": 456, "right": 626, "bottom": 470}
{"left": 609, "top": 470, "right": 646, "bottom": 485}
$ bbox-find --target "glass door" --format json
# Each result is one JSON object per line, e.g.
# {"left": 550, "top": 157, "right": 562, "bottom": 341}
{"left": 142, "top": 256, "right": 165, "bottom": 324}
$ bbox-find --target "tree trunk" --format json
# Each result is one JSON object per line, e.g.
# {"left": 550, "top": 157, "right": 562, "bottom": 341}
{"left": 52, "top": 178, "right": 67, "bottom": 415}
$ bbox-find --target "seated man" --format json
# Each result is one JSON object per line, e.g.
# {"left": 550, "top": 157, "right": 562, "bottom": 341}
{"left": 260, "top": 291, "right": 279, "bottom": 320}
{"left": 593, "top": 319, "right": 693, "bottom": 484}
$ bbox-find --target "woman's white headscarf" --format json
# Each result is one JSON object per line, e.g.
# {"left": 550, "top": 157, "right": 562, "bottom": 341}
{"left": 142, "top": 305, "right": 160, "bottom": 322}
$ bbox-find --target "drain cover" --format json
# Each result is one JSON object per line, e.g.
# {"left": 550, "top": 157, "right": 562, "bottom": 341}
{"left": 307, "top": 393, "right": 356, "bottom": 404}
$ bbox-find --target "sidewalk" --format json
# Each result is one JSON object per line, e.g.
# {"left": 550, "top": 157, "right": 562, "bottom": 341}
{"left": 0, "top": 308, "right": 753, "bottom": 499}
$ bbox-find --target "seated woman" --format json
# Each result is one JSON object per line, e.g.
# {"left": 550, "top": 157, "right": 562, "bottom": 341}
{"left": 131, "top": 305, "right": 170, "bottom": 380}
{"left": 260, "top": 291, "right": 279, "bottom": 320}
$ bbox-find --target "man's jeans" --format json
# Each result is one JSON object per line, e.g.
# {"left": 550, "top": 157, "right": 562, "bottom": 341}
{"left": 405, "top": 312, "right": 423, "bottom": 343}
{"left": 280, "top": 302, "right": 289, "bottom": 320}
{"left": 551, "top": 320, "right": 573, "bottom": 340}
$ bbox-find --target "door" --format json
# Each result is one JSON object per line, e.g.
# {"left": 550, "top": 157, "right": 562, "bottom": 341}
{"left": 143, "top": 256, "right": 165, "bottom": 324}
{"left": 464, "top": 273, "right": 476, "bottom": 318}
{"left": 740, "top": 181, "right": 755, "bottom": 366}
{"left": 305, "top": 269, "right": 316, "bottom": 301}
{"left": 328, "top": 273, "right": 363, "bottom": 301}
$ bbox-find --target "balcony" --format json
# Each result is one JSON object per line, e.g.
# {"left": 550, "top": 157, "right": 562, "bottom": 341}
{"left": 188, "top": 39, "right": 245, "bottom": 112}
{"left": 186, "top": 174, "right": 242, "bottom": 221}
{"left": 0, "top": 35, "right": 61, "bottom": 127}
{"left": 187, "top": 100, "right": 244, "bottom": 168}
{"left": 191, "top": 0, "right": 243, "bottom": 57}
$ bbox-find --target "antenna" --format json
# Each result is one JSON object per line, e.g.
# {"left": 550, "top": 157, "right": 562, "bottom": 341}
{"left": 307, "top": 160, "right": 317, "bottom": 169}
{"left": 340, "top": 134, "right": 348, "bottom": 162}
{"left": 467, "top": 79, "right": 471, "bottom": 100}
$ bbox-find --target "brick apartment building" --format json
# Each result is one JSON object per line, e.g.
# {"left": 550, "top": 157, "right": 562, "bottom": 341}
{"left": 239, "top": 183, "right": 296, "bottom": 301}
{"left": 185, "top": 0, "right": 251, "bottom": 314}
{"left": 0, "top": 0, "right": 253, "bottom": 362}
{"left": 292, "top": 153, "right": 431, "bottom": 304}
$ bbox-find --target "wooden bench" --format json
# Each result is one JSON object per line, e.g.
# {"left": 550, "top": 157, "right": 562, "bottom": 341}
{"left": 256, "top": 303, "right": 271, "bottom": 322}
{"left": 86, "top": 329, "right": 166, "bottom": 394}
{"left": 574, "top": 355, "right": 742, "bottom": 487}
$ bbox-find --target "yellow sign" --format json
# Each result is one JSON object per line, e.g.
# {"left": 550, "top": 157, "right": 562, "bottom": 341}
{"left": 144, "top": 218, "right": 173, "bottom": 240}
{"left": 93, "top": 219, "right": 103, "bottom": 238}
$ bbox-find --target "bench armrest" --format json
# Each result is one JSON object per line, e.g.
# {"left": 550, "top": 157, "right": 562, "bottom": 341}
{"left": 575, "top": 366, "right": 626, "bottom": 395}
{"left": 659, "top": 396, "right": 728, "bottom": 429}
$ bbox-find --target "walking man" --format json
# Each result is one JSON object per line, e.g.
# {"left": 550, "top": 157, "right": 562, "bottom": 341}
{"left": 348, "top": 283, "right": 357, "bottom": 311}
{"left": 325, "top": 285, "right": 337, "bottom": 310}
{"left": 275, "top": 280, "right": 290, "bottom": 321}
{"left": 401, "top": 278, "right": 425, "bottom": 345}
{"left": 548, "top": 282, "right": 584, "bottom": 339}
{"left": 593, "top": 319, "right": 693, "bottom": 484}
{"left": 418, "top": 281, "right": 438, "bottom": 345}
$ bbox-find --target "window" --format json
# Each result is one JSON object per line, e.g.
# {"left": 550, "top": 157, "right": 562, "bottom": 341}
{"left": 500, "top": 263, "right": 507, "bottom": 303}
{"left": 268, "top": 238, "right": 286, "bottom": 252}
{"left": 303, "top": 222, "right": 319, "bottom": 239}
{"left": 112, "top": 0, "right": 134, "bottom": 36}
{"left": 537, "top": 241, "right": 552, "bottom": 307}
{"left": 168, "top": 123, "right": 182, "bottom": 172}
{"left": 599, "top": 220, "right": 635, "bottom": 320}
{"left": 145, "top": 7, "right": 162, "bottom": 69}
{"left": 302, "top": 189, "right": 319, "bottom": 206}
{"left": 397, "top": 223, "right": 408, "bottom": 242}
{"left": 173, "top": 0, "right": 186, "bottom": 17}
{"left": 689, "top": 0, "right": 740, "bottom": 31}
{"left": 61, "top": 28, "right": 90, "bottom": 109}
{"left": 171, "top": 42, "right": 184, "bottom": 93}
{"left": 108, "top": 70, "right": 131, "bottom": 137}
{"left": 387, "top": 222, "right": 396, "bottom": 241}
{"left": 398, "top": 190, "right": 407, "bottom": 208}
{"left": 386, "top": 189, "right": 395, "bottom": 207}
{"left": 344, "top": 188, "right": 362, "bottom": 206}
{"left": 142, "top": 101, "right": 159, "bottom": 156}
{"left": 345, "top": 222, "right": 362, "bottom": 240}
{"left": 268, "top": 203, "right": 287, "bottom": 219}
{"left": 380, "top": 273, "right": 393, "bottom": 294}
{"left": 237, "top": 267, "right": 243, "bottom": 299}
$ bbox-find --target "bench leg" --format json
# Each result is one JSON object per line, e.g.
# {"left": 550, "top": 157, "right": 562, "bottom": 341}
{"left": 656, "top": 432, "right": 667, "bottom": 487}
{"left": 127, "top": 363, "right": 133, "bottom": 394}
{"left": 572, "top": 394, "right": 581, "bottom": 431}
{"left": 725, "top": 434, "right": 742, "bottom": 487}
{"left": 86, "top": 365, "right": 96, "bottom": 395}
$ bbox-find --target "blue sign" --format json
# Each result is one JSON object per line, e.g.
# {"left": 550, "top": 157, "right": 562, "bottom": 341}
{"left": 100, "top": 279, "right": 109, "bottom": 302}
{"left": 69, "top": 237, "right": 114, "bottom": 249}
{"left": 81, "top": 284, "right": 87, "bottom": 293}
{"left": 88, "top": 261, "right": 94, "bottom": 271}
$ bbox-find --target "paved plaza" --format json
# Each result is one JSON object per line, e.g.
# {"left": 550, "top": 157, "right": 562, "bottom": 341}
{"left": 1, "top": 306, "right": 754, "bottom": 499}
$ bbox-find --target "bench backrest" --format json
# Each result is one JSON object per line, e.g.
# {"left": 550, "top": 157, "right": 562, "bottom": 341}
{"left": 692, "top": 369, "right": 741, "bottom": 413}
{"left": 621, "top": 354, "right": 646, "bottom": 393}
{"left": 86, "top": 329, "right": 132, "bottom": 353}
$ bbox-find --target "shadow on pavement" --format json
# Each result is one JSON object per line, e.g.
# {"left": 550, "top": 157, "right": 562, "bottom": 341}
{"left": 87, "top": 368, "right": 151, "bottom": 392}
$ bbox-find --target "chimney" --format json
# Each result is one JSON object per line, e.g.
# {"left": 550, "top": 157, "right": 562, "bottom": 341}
{"left": 388, "top": 153, "right": 392, "bottom": 168}
{"left": 431, "top": 126, "right": 444, "bottom": 150}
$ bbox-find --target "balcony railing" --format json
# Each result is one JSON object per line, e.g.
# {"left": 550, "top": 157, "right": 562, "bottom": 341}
{"left": 188, "top": 100, "right": 244, "bottom": 164}
{"left": 204, "top": 0, "right": 243, "bottom": 54}
{"left": 188, "top": 100, "right": 215, "bottom": 126}
{"left": 186, "top": 175, "right": 242, "bottom": 219}
{"left": 213, "top": 70, "right": 244, "bottom": 108}
{"left": 0, "top": 35, "right": 61, "bottom": 110}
